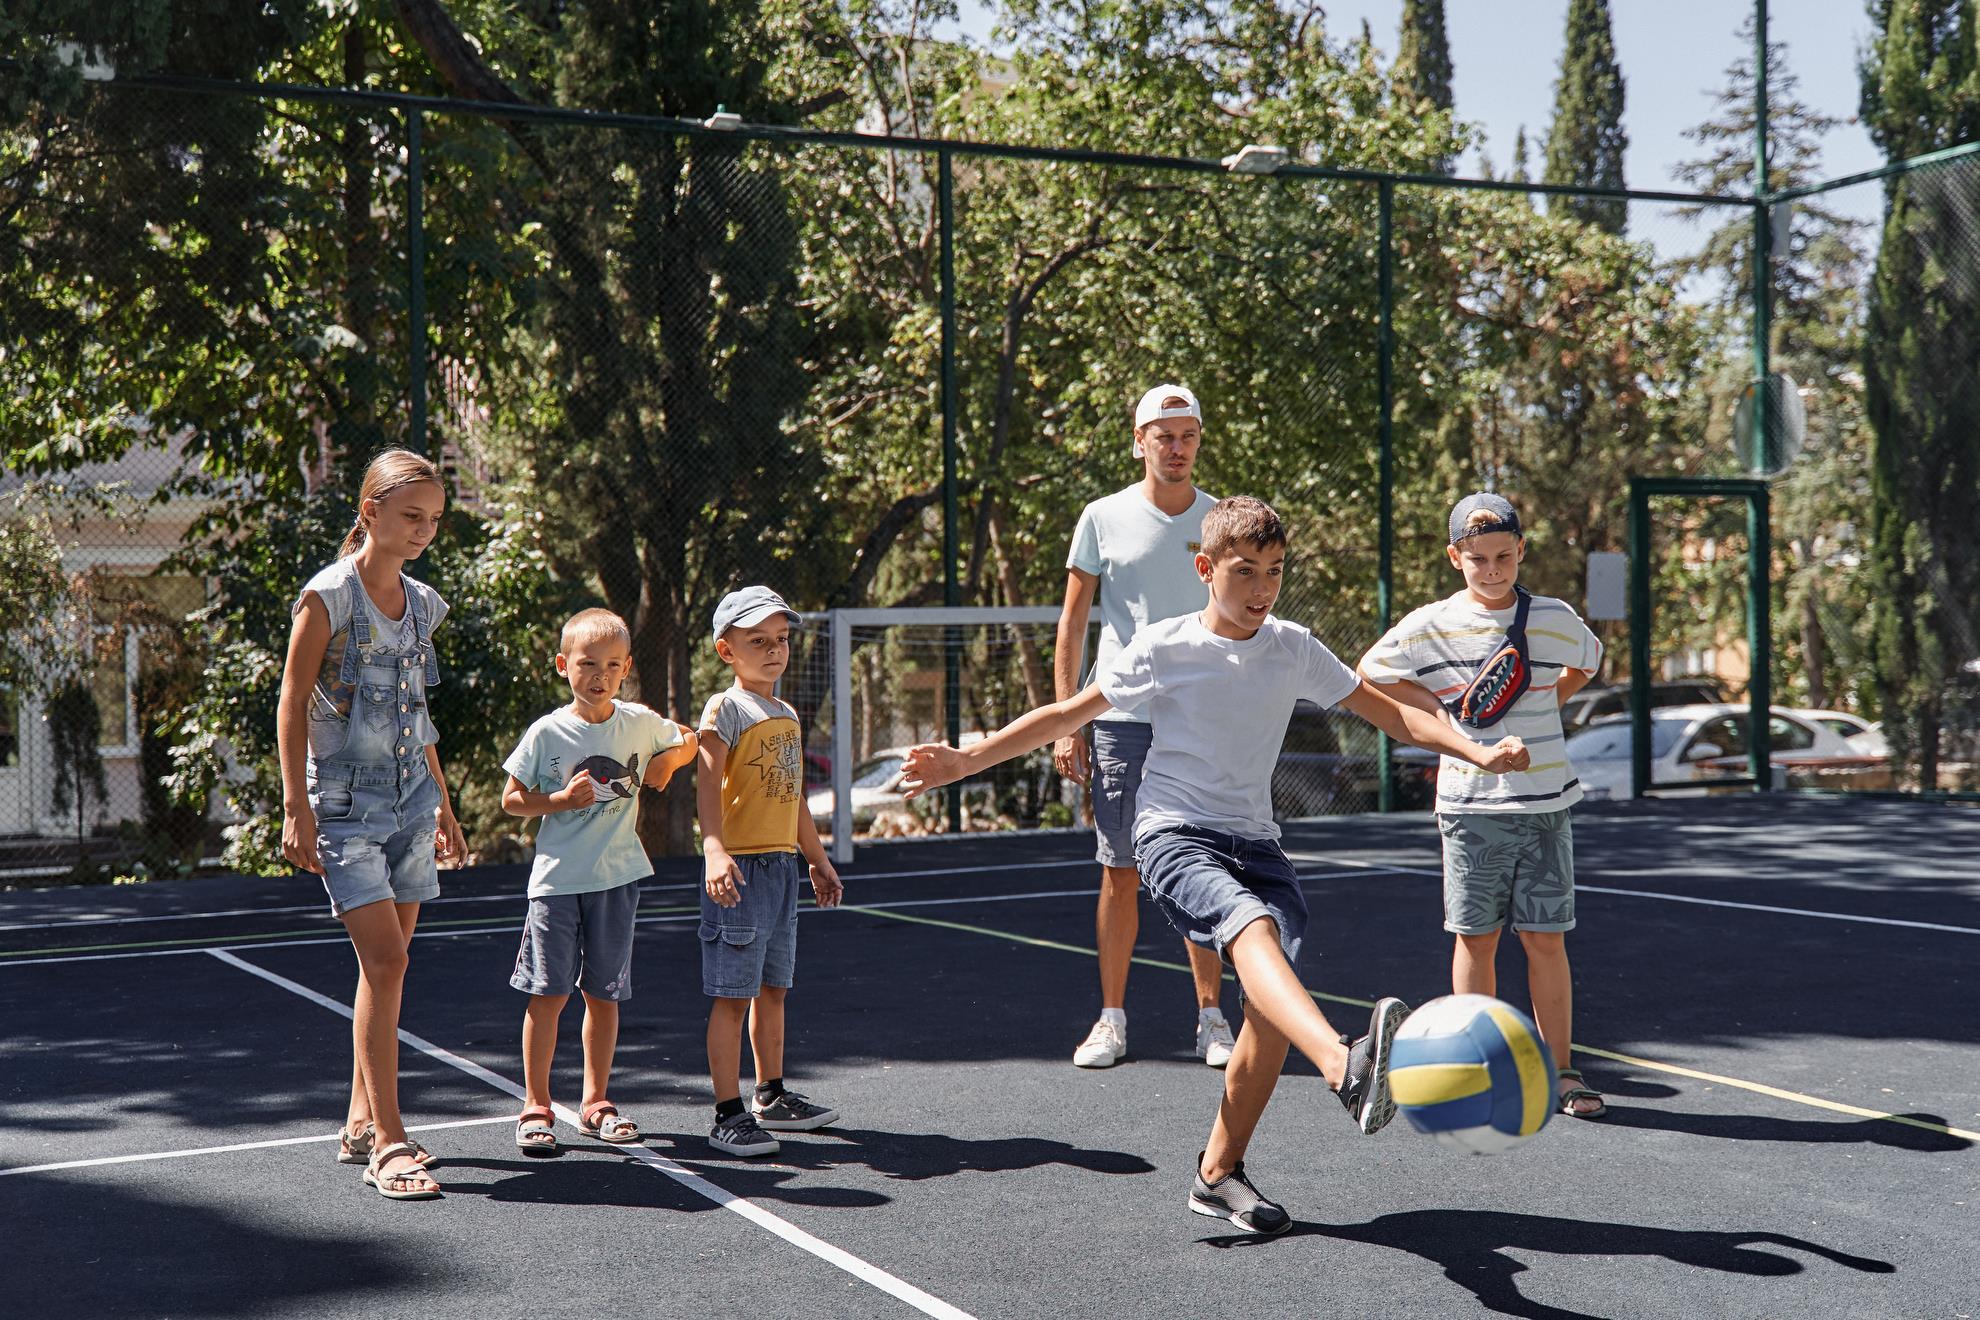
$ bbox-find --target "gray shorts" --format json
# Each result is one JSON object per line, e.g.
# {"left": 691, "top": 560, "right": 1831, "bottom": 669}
{"left": 310, "top": 766, "right": 443, "bottom": 918}
{"left": 1090, "top": 720, "right": 1153, "bottom": 868}
{"left": 1135, "top": 825, "right": 1306, "bottom": 968}
{"left": 700, "top": 851, "right": 802, "bottom": 998}
{"left": 1438, "top": 809, "right": 1576, "bottom": 935}
{"left": 510, "top": 879, "right": 641, "bottom": 1001}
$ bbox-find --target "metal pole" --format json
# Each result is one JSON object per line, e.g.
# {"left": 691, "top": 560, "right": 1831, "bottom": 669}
{"left": 831, "top": 611, "right": 854, "bottom": 865}
{"left": 1749, "top": 0, "right": 1771, "bottom": 473}
{"left": 1376, "top": 179, "right": 1396, "bottom": 813}
{"left": 938, "top": 150, "right": 963, "bottom": 834}
{"left": 407, "top": 107, "right": 427, "bottom": 457}
{"left": 1628, "top": 478, "right": 1651, "bottom": 799}
{"left": 1748, "top": 489, "right": 1773, "bottom": 791}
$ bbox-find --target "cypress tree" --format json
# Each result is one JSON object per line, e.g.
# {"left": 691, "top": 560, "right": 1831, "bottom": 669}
{"left": 1395, "top": 0, "right": 1454, "bottom": 171}
{"left": 1858, "top": 0, "right": 1980, "bottom": 789}
{"left": 1542, "top": 0, "right": 1628, "bottom": 232}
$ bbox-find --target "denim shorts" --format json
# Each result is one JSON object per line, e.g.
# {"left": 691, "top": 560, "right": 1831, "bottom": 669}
{"left": 309, "top": 765, "right": 443, "bottom": 918}
{"left": 1090, "top": 720, "right": 1153, "bottom": 868}
{"left": 1136, "top": 824, "right": 1306, "bottom": 967}
{"left": 1438, "top": 809, "right": 1576, "bottom": 934}
{"left": 700, "top": 851, "right": 802, "bottom": 998}
{"left": 510, "top": 879, "right": 641, "bottom": 1002}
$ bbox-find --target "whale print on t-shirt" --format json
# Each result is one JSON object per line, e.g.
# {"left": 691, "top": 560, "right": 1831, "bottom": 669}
{"left": 573, "top": 753, "right": 640, "bottom": 801}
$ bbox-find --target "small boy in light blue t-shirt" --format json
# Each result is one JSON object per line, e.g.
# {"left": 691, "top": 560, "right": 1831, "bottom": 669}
{"left": 501, "top": 608, "right": 698, "bottom": 1155}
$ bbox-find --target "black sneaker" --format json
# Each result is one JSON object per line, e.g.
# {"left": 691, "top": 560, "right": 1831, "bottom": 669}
{"left": 709, "top": 1111, "right": 781, "bottom": 1157}
{"left": 1188, "top": 1157, "right": 1291, "bottom": 1236}
{"left": 751, "top": 1090, "right": 840, "bottom": 1132}
{"left": 1334, "top": 996, "right": 1409, "bottom": 1135}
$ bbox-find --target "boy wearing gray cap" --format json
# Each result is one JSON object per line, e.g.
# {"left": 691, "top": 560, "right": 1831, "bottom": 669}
{"left": 1356, "top": 493, "right": 1608, "bottom": 1119}
{"left": 697, "top": 585, "right": 845, "bottom": 1157}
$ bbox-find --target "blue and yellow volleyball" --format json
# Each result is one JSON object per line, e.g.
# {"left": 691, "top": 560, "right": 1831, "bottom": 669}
{"left": 1389, "top": 994, "right": 1555, "bottom": 1154}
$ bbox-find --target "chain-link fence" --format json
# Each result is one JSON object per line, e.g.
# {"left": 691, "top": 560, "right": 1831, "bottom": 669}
{"left": 4, "top": 63, "right": 1976, "bottom": 882}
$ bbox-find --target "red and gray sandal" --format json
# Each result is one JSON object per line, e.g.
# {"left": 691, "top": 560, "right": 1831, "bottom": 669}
{"left": 577, "top": 1101, "right": 641, "bottom": 1144}
{"left": 516, "top": 1106, "right": 559, "bottom": 1156}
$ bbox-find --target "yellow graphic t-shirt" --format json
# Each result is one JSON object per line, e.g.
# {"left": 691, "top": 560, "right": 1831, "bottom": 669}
{"left": 699, "top": 686, "right": 803, "bottom": 854}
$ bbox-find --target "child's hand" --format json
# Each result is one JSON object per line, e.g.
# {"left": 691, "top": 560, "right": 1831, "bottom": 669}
{"left": 282, "top": 804, "right": 322, "bottom": 875}
{"left": 555, "top": 767, "right": 598, "bottom": 811}
{"left": 705, "top": 852, "right": 745, "bottom": 907}
{"left": 900, "top": 743, "right": 965, "bottom": 798}
{"left": 1477, "top": 736, "right": 1530, "bottom": 774}
{"left": 809, "top": 857, "right": 843, "bottom": 909}
{"left": 434, "top": 806, "right": 467, "bottom": 867}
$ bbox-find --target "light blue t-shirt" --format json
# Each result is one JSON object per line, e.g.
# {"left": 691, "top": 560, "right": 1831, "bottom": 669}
{"left": 1067, "top": 485, "right": 1218, "bottom": 723}
{"left": 1097, "top": 614, "right": 1360, "bottom": 842}
{"left": 503, "top": 700, "right": 685, "bottom": 898}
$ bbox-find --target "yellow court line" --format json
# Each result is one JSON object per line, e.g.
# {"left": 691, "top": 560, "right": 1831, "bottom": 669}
{"left": 844, "top": 904, "right": 1980, "bottom": 1145}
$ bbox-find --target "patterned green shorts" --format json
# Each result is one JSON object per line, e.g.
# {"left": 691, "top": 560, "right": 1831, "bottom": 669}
{"left": 1437, "top": 809, "right": 1576, "bottom": 935}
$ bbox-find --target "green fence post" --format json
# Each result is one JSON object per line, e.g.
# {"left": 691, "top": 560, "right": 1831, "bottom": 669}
{"left": 938, "top": 149, "right": 962, "bottom": 834}
{"left": 406, "top": 107, "right": 427, "bottom": 457}
{"left": 1748, "top": 486, "right": 1772, "bottom": 790}
{"left": 1749, "top": 0, "right": 1771, "bottom": 475}
{"left": 1628, "top": 478, "right": 1651, "bottom": 799}
{"left": 1376, "top": 179, "right": 1396, "bottom": 812}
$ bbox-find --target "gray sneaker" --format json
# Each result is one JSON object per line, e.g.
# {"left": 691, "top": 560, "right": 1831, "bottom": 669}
{"left": 1188, "top": 1157, "right": 1291, "bottom": 1236}
{"left": 1333, "top": 996, "right": 1409, "bottom": 1135}
{"left": 709, "top": 1111, "right": 781, "bottom": 1157}
{"left": 752, "top": 1090, "right": 839, "bottom": 1132}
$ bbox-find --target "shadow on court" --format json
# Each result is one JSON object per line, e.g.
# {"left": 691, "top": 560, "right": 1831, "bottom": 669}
{"left": 8, "top": 1171, "right": 455, "bottom": 1317}
{"left": 433, "top": 1154, "right": 893, "bottom": 1211}
{"left": 1597, "top": 1104, "right": 1973, "bottom": 1152}
{"left": 749, "top": 1125, "right": 1158, "bottom": 1182}
{"left": 1201, "top": 1209, "right": 1896, "bottom": 1319}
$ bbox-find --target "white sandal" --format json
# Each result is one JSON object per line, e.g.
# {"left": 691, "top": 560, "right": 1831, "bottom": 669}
{"left": 364, "top": 1141, "right": 441, "bottom": 1199}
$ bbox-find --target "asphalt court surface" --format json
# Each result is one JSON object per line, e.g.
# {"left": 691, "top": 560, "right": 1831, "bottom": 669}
{"left": 2, "top": 796, "right": 1975, "bottom": 1318}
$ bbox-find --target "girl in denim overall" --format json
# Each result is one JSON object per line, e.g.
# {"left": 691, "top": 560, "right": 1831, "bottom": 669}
{"left": 277, "top": 449, "right": 467, "bottom": 1200}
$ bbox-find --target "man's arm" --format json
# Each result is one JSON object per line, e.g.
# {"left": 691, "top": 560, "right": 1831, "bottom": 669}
{"left": 1338, "top": 679, "right": 1529, "bottom": 773}
{"left": 905, "top": 685, "right": 1115, "bottom": 796}
{"left": 1052, "top": 568, "right": 1100, "bottom": 784}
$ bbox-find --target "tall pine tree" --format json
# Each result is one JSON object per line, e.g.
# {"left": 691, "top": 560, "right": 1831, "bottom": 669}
{"left": 1858, "top": 0, "right": 1980, "bottom": 789}
{"left": 1543, "top": 0, "right": 1628, "bottom": 233}
{"left": 1395, "top": 0, "right": 1453, "bottom": 171}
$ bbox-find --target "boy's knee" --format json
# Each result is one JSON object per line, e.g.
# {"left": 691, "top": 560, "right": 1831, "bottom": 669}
{"left": 1456, "top": 929, "right": 1502, "bottom": 953}
{"left": 755, "top": 985, "right": 787, "bottom": 1004}
{"left": 1517, "top": 928, "right": 1567, "bottom": 954}
{"left": 709, "top": 996, "right": 752, "bottom": 1022}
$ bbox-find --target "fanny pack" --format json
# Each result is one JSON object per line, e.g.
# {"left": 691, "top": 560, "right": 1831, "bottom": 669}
{"left": 1445, "top": 587, "right": 1533, "bottom": 729}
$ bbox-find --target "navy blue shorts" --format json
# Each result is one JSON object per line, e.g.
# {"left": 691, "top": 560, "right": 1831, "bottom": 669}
{"left": 1136, "top": 824, "right": 1306, "bottom": 967}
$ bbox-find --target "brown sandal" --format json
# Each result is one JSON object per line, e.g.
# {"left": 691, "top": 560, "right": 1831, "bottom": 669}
{"left": 338, "top": 1121, "right": 433, "bottom": 1167}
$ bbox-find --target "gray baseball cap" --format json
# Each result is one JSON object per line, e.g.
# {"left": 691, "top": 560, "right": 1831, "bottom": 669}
{"left": 711, "top": 585, "right": 799, "bottom": 641}
{"left": 1448, "top": 492, "right": 1521, "bottom": 544}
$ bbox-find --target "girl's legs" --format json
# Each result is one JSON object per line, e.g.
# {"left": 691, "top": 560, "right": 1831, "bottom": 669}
{"left": 344, "top": 900, "right": 421, "bottom": 1138}
{"left": 1452, "top": 929, "right": 1502, "bottom": 997}
{"left": 341, "top": 898, "right": 435, "bottom": 1190}
{"left": 579, "top": 993, "right": 620, "bottom": 1112}
{"left": 748, "top": 986, "right": 786, "bottom": 1089}
{"left": 522, "top": 994, "right": 569, "bottom": 1112}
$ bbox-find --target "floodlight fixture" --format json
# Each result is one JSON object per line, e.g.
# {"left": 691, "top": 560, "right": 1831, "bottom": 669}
{"left": 1221, "top": 144, "right": 1289, "bottom": 175}
{"left": 703, "top": 105, "right": 743, "bottom": 131}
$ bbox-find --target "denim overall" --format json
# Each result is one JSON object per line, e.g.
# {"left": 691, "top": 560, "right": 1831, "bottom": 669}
{"left": 305, "top": 575, "right": 444, "bottom": 916}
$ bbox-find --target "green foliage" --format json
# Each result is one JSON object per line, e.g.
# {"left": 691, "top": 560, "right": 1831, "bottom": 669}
{"left": 1395, "top": 0, "right": 1454, "bottom": 171}
{"left": 0, "top": 516, "right": 68, "bottom": 691}
{"left": 1542, "top": 0, "right": 1628, "bottom": 233}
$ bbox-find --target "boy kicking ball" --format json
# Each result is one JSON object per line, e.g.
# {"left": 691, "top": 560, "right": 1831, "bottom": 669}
{"left": 902, "top": 497, "right": 1529, "bottom": 1234}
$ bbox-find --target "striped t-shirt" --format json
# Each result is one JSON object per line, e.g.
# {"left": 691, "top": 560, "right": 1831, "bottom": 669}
{"left": 1361, "top": 592, "right": 1602, "bottom": 814}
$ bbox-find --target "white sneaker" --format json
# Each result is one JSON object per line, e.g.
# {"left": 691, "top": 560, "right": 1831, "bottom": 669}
{"left": 1073, "top": 1018, "right": 1127, "bottom": 1068}
{"left": 1196, "top": 1014, "right": 1236, "bottom": 1069}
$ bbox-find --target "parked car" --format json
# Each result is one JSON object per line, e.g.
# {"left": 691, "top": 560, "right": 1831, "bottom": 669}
{"left": 1273, "top": 703, "right": 1438, "bottom": 815}
{"left": 1569, "top": 704, "right": 1891, "bottom": 800}
{"left": 1560, "top": 679, "right": 1726, "bottom": 733}
{"left": 1798, "top": 709, "right": 1889, "bottom": 757}
{"left": 806, "top": 736, "right": 989, "bottom": 831}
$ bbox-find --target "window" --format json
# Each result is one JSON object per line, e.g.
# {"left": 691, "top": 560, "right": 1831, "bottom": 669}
{"left": 0, "top": 687, "right": 18, "bottom": 768}
{"left": 1769, "top": 716, "right": 1816, "bottom": 752}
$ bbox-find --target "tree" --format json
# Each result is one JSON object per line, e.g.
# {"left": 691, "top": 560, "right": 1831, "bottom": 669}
{"left": 1542, "top": 0, "right": 1628, "bottom": 234}
{"left": 1395, "top": 0, "right": 1454, "bottom": 172}
{"left": 1858, "top": 0, "right": 1980, "bottom": 788}
{"left": 1672, "top": 15, "right": 1873, "bottom": 714}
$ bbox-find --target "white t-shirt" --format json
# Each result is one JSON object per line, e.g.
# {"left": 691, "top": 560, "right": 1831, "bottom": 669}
{"left": 1067, "top": 485, "right": 1218, "bottom": 723}
{"left": 1096, "top": 613, "right": 1361, "bottom": 842}
{"left": 1361, "top": 592, "right": 1603, "bottom": 814}
{"left": 503, "top": 700, "right": 685, "bottom": 898}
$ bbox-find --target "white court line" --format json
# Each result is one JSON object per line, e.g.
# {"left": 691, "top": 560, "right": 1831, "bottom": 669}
{"left": 1307, "top": 856, "right": 1980, "bottom": 936}
{"left": 0, "top": 859, "right": 1097, "bottom": 934}
{"left": 0, "top": 1114, "right": 516, "bottom": 1179}
{"left": 206, "top": 949, "right": 974, "bottom": 1320}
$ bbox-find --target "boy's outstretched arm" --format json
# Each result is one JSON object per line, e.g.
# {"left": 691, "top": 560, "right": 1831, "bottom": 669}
{"left": 1355, "top": 661, "right": 1446, "bottom": 716}
{"left": 902, "top": 685, "right": 1114, "bottom": 796}
{"left": 1338, "top": 679, "right": 1530, "bottom": 774}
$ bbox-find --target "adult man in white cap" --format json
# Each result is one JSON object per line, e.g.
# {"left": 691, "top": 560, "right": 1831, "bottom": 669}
{"left": 1053, "top": 384, "right": 1233, "bottom": 1069}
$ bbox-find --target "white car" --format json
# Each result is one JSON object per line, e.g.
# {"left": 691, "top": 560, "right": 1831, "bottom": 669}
{"left": 806, "top": 735, "right": 989, "bottom": 831}
{"left": 1800, "top": 708, "right": 1890, "bottom": 757}
{"left": 1570, "top": 704, "right": 1889, "bottom": 801}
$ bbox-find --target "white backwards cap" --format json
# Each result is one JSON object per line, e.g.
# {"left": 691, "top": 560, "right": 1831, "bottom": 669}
{"left": 1132, "top": 383, "right": 1202, "bottom": 458}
